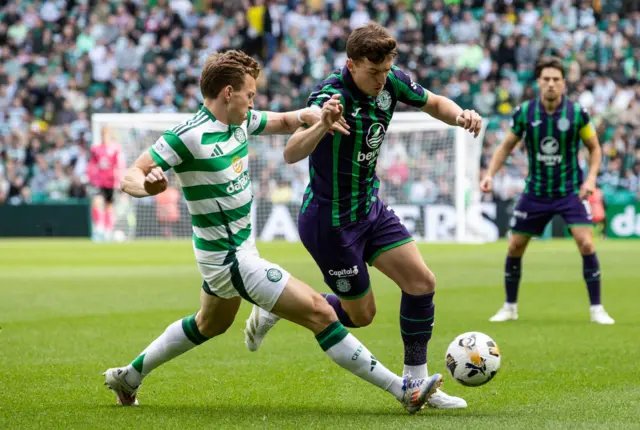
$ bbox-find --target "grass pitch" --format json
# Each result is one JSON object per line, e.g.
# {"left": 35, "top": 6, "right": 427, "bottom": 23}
{"left": 0, "top": 239, "right": 638, "bottom": 429}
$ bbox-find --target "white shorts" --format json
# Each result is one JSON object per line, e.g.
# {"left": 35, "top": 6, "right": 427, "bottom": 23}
{"left": 196, "top": 246, "right": 290, "bottom": 312}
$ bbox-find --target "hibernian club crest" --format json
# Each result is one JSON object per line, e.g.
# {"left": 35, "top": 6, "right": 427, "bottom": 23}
{"left": 336, "top": 278, "right": 351, "bottom": 293}
{"left": 376, "top": 89, "right": 392, "bottom": 110}
{"left": 557, "top": 117, "right": 570, "bottom": 132}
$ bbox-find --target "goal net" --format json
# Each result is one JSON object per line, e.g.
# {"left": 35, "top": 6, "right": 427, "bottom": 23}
{"left": 91, "top": 112, "right": 488, "bottom": 243}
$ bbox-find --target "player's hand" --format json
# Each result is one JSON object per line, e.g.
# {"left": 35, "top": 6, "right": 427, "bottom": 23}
{"left": 320, "top": 94, "right": 349, "bottom": 134}
{"left": 144, "top": 167, "right": 168, "bottom": 195}
{"left": 302, "top": 100, "right": 350, "bottom": 136}
{"left": 480, "top": 175, "right": 493, "bottom": 193}
{"left": 456, "top": 109, "right": 483, "bottom": 138}
{"left": 579, "top": 177, "right": 596, "bottom": 200}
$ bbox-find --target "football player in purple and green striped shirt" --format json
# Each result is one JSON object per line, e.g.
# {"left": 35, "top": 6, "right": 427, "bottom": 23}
{"left": 103, "top": 50, "right": 442, "bottom": 413}
{"left": 481, "top": 56, "right": 615, "bottom": 325}
{"left": 244, "top": 23, "right": 482, "bottom": 409}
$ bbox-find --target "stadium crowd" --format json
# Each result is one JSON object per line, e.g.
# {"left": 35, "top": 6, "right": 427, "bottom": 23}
{"left": 0, "top": 0, "right": 638, "bottom": 208}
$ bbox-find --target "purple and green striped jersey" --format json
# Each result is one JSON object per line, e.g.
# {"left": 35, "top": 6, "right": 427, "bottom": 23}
{"left": 302, "top": 66, "right": 428, "bottom": 226}
{"left": 511, "top": 96, "right": 593, "bottom": 198}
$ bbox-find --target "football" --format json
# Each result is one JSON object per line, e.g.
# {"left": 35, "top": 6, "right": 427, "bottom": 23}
{"left": 445, "top": 332, "right": 501, "bottom": 387}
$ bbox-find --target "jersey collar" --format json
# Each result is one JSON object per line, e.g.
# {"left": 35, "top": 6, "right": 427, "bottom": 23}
{"left": 200, "top": 105, "right": 217, "bottom": 122}
{"left": 341, "top": 67, "right": 375, "bottom": 103}
{"left": 537, "top": 95, "right": 566, "bottom": 116}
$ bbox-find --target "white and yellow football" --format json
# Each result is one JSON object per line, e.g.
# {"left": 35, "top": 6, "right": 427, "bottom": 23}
{"left": 445, "top": 332, "right": 501, "bottom": 387}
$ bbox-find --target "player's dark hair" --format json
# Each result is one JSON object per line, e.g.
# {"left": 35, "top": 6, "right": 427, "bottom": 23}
{"left": 200, "top": 50, "right": 261, "bottom": 99}
{"left": 346, "top": 23, "right": 397, "bottom": 64}
{"left": 535, "top": 56, "right": 565, "bottom": 79}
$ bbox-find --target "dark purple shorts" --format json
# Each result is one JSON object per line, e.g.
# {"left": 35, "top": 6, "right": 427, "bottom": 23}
{"left": 511, "top": 193, "right": 593, "bottom": 236}
{"left": 298, "top": 198, "right": 413, "bottom": 299}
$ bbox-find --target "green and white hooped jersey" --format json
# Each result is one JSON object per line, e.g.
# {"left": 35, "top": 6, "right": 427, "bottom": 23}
{"left": 149, "top": 106, "right": 268, "bottom": 265}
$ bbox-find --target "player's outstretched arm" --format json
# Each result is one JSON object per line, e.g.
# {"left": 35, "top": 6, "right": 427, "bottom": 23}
{"left": 579, "top": 128, "right": 601, "bottom": 199}
{"left": 284, "top": 94, "right": 344, "bottom": 164}
{"left": 421, "top": 92, "right": 482, "bottom": 137}
{"left": 259, "top": 105, "right": 349, "bottom": 136}
{"left": 389, "top": 66, "right": 482, "bottom": 137}
{"left": 479, "top": 131, "right": 521, "bottom": 193}
{"left": 121, "top": 151, "right": 168, "bottom": 198}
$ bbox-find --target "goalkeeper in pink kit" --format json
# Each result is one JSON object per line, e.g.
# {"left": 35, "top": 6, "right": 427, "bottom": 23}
{"left": 87, "top": 128, "right": 124, "bottom": 241}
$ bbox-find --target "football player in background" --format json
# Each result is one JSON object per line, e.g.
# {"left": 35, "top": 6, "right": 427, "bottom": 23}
{"left": 480, "top": 56, "right": 615, "bottom": 325}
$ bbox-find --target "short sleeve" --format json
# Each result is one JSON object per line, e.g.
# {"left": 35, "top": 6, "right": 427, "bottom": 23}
{"left": 148, "top": 131, "right": 192, "bottom": 171}
{"left": 510, "top": 102, "right": 528, "bottom": 137}
{"left": 307, "top": 86, "right": 344, "bottom": 108}
{"left": 389, "top": 66, "right": 428, "bottom": 108}
{"left": 577, "top": 105, "right": 596, "bottom": 141}
{"left": 578, "top": 105, "right": 591, "bottom": 129}
{"left": 247, "top": 109, "right": 267, "bottom": 136}
{"left": 303, "top": 86, "right": 346, "bottom": 129}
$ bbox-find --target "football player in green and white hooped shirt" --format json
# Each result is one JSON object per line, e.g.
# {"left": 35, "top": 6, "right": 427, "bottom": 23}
{"left": 103, "top": 50, "right": 443, "bottom": 413}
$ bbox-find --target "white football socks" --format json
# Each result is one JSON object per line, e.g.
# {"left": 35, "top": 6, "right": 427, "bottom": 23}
{"left": 403, "top": 364, "right": 427, "bottom": 380}
{"left": 321, "top": 330, "right": 405, "bottom": 401}
{"left": 124, "top": 314, "right": 209, "bottom": 387}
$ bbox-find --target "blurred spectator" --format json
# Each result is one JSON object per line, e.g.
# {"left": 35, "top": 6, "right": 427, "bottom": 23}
{"left": 0, "top": 0, "right": 638, "bottom": 211}
{"left": 474, "top": 82, "right": 497, "bottom": 117}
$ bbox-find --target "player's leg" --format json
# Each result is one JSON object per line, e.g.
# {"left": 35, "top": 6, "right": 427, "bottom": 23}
{"left": 245, "top": 220, "right": 373, "bottom": 350}
{"left": 370, "top": 240, "right": 464, "bottom": 409}
{"left": 103, "top": 188, "right": 116, "bottom": 241}
{"left": 103, "top": 287, "right": 241, "bottom": 405}
{"left": 270, "top": 275, "right": 442, "bottom": 413}
{"left": 563, "top": 196, "right": 614, "bottom": 324}
{"left": 362, "top": 202, "right": 433, "bottom": 379}
{"left": 370, "top": 240, "right": 433, "bottom": 376}
{"left": 323, "top": 289, "right": 374, "bottom": 327}
{"left": 363, "top": 202, "right": 465, "bottom": 409}
{"left": 488, "top": 232, "right": 531, "bottom": 322}
{"left": 245, "top": 276, "right": 374, "bottom": 352}
{"left": 91, "top": 193, "right": 105, "bottom": 241}
{"left": 490, "top": 194, "right": 551, "bottom": 322}
{"left": 299, "top": 199, "right": 376, "bottom": 328}
{"left": 235, "top": 251, "right": 440, "bottom": 413}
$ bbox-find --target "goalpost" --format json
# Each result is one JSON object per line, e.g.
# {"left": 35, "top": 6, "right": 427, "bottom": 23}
{"left": 91, "top": 112, "right": 488, "bottom": 243}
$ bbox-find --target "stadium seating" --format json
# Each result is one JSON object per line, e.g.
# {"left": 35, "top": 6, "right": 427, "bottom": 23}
{"left": 0, "top": 0, "right": 638, "bottom": 209}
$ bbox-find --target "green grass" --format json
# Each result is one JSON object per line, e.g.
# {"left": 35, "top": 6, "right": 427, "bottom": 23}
{"left": 1, "top": 239, "right": 639, "bottom": 429}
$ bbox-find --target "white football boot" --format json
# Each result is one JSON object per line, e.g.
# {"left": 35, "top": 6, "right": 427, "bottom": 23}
{"left": 404, "top": 368, "right": 467, "bottom": 409}
{"left": 427, "top": 389, "right": 468, "bottom": 409}
{"left": 590, "top": 305, "right": 615, "bottom": 325}
{"left": 244, "top": 305, "right": 281, "bottom": 351}
{"left": 401, "top": 374, "right": 443, "bottom": 414}
{"left": 103, "top": 367, "right": 140, "bottom": 406}
{"left": 489, "top": 303, "right": 518, "bottom": 322}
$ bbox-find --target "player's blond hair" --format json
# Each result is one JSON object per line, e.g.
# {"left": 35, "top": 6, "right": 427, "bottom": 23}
{"left": 200, "top": 50, "right": 261, "bottom": 99}
{"left": 346, "top": 23, "right": 398, "bottom": 64}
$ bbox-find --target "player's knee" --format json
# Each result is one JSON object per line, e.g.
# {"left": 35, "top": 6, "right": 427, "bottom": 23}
{"left": 577, "top": 237, "right": 595, "bottom": 255}
{"left": 195, "top": 311, "right": 232, "bottom": 338}
{"left": 508, "top": 240, "right": 527, "bottom": 257}
{"left": 348, "top": 305, "right": 376, "bottom": 327}
{"left": 402, "top": 268, "right": 436, "bottom": 295}
{"left": 424, "top": 269, "right": 436, "bottom": 293}
{"left": 309, "top": 293, "right": 339, "bottom": 330}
